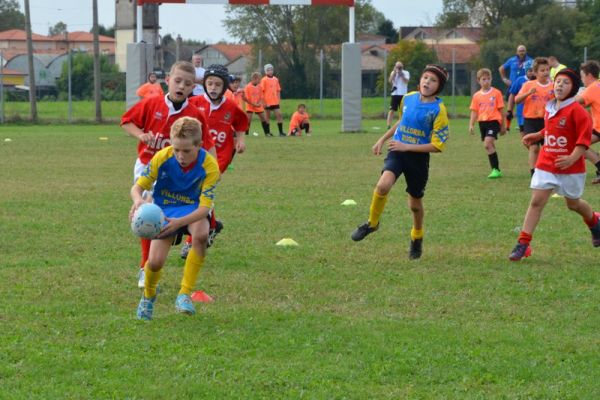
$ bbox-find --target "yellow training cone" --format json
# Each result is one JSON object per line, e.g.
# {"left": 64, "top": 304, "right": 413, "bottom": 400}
{"left": 341, "top": 199, "right": 357, "bottom": 206}
{"left": 276, "top": 238, "right": 299, "bottom": 246}
{"left": 99, "top": 137, "right": 109, "bottom": 141}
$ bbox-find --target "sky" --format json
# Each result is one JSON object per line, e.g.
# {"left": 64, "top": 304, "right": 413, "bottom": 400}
{"left": 19, "top": 0, "right": 444, "bottom": 43}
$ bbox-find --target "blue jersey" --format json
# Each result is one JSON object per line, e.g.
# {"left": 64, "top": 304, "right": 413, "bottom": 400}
{"left": 502, "top": 55, "right": 533, "bottom": 83}
{"left": 509, "top": 76, "right": 529, "bottom": 125}
{"left": 393, "top": 91, "right": 449, "bottom": 152}
{"left": 137, "top": 147, "right": 220, "bottom": 219}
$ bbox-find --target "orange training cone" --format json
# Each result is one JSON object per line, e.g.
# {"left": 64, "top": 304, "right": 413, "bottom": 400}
{"left": 191, "top": 290, "right": 214, "bottom": 303}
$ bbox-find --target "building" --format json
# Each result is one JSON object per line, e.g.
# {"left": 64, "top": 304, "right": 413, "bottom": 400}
{"left": 0, "top": 29, "right": 115, "bottom": 54}
{"left": 196, "top": 44, "right": 253, "bottom": 83}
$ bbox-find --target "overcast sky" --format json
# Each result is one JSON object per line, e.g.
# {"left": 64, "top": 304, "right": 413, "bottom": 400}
{"left": 20, "top": 0, "right": 443, "bottom": 43}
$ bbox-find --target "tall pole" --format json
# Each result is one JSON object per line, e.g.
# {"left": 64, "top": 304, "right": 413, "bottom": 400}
{"left": 319, "top": 49, "right": 324, "bottom": 117}
{"left": 451, "top": 48, "right": 456, "bottom": 118}
{"left": 92, "top": 0, "right": 102, "bottom": 122}
{"left": 137, "top": 0, "right": 144, "bottom": 43}
{"left": 0, "top": 50, "right": 4, "bottom": 124}
{"left": 584, "top": 47, "right": 588, "bottom": 63}
{"left": 68, "top": 49, "right": 72, "bottom": 123}
{"left": 24, "top": 0, "right": 37, "bottom": 122}
{"left": 383, "top": 50, "right": 387, "bottom": 116}
{"left": 258, "top": 49, "right": 262, "bottom": 72}
{"left": 349, "top": 7, "right": 355, "bottom": 43}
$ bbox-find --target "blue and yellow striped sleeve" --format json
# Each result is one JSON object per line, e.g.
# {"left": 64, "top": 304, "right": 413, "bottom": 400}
{"left": 136, "top": 147, "right": 172, "bottom": 190}
{"left": 431, "top": 102, "right": 449, "bottom": 152}
{"left": 199, "top": 153, "right": 220, "bottom": 209}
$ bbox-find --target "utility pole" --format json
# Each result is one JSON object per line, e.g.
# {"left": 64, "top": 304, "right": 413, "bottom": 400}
{"left": 24, "top": 0, "right": 37, "bottom": 122}
{"left": 92, "top": 0, "right": 102, "bottom": 122}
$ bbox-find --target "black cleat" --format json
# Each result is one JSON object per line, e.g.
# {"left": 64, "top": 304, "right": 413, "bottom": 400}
{"left": 508, "top": 242, "right": 531, "bottom": 261}
{"left": 265, "top": 133, "right": 274, "bottom": 137}
{"left": 351, "top": 222, "right": 379, "bottom": 241}
{"left": 207, "top": 220, "right": 224, "bottom": 248}
{"left": 409, "top": 239, "right": 423, "bottom": 260}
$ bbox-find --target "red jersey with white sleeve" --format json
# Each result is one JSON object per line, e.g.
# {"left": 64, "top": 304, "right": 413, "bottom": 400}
{"left": 536, "top": 98, "right": 592, "bottom": 174}
{"left": 189, "top": 94, "right": 249, "bottom": 173}
{"left": 121, "top": 95, "right": 213, "bottom": 164}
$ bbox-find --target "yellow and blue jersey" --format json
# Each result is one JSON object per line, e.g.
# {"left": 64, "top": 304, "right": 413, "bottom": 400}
{"left": 393, "top": 91, "right": 449, "bottom": 151}
{"left": 136, "top": 147, "right": 220, "bottom": 219}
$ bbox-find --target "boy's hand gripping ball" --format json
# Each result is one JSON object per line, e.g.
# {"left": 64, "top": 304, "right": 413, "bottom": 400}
{"left": 131, "top": 203, "right": 165, "bottom": 239}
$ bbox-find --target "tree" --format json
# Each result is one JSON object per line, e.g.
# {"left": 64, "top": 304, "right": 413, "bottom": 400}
{"left": 223, "top": 0, "right": 383, "bottom": 98}
{"left": 95, "top": 24, "right": 115, "bottom": 38}
{"left": 48, "top": 21, "right": 67, "bottom": 37}
{"left": 377, "top": 19, "right": 398, "bottom": 44}
{"left": 574, "top": 0, "right": 600, "bottom": 60}
{"left": 56, "top": 53, "right": 124, "bottom": 100}
{"left": 377, "top": 40, "right": 437, "bottom": 94}
{"left": 0, "top": 0, "right": 24, "bottom": 31}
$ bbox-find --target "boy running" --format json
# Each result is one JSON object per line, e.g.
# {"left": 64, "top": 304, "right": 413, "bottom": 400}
{"left": 509, "top": 69, "right": 600, "bottom": 261}
{"left": 121, "top": 61, "right": 215, "bottom": 288}
{"left": 469, "top": 68, "right": 506, "bottom": 178}
{"left": 260, "top": 64, "right": 285, "bottom": 136}
{"left": 351, "top": 65, "right": 450, "bottom": 260}
{"left": 132, "top": 117, "right": 220, "bottom": 319}
{"left": 515, "top": 57, "right": 555, "bottom": 175}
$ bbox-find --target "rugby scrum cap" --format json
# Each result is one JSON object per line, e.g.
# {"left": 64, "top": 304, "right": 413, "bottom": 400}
{"left": 264, "top": 63, "right": 274, "bottom": 73}
{"left": 554, "top": 68, "right": 581, "bottom": 99}
{"left": 423, "top": 64, "right": 449, "bottom": 95}
{"left": 203, "top": 64, "right": 230, "bottom": 100}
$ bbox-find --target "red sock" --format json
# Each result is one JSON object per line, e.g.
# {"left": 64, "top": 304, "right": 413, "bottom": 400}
{"left": 185, "top": 235, "right": 192, "bottom": 245}
{"left": 140, "top": 238, "right": 151, "bottom": 269}
{"left": 584, "top": 212, "right": 600, "bottom": 228}
{"left": 518, "top": 231, "right": 532, "bottom": 245}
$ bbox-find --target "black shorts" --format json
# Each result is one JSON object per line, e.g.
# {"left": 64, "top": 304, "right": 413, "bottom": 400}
{"left": 523, "top": 118, "right": 545, "bottom": 145}
{"left": 265, "top": 104, "right": 280, "bottom": 111}
{"left": 593, "top": 129, "right": 600, "bottom": 139}
{"left": 478, "top": 120, "right": 501, "bottom": 141}
{"left": 389, "top": 95, "right": 404, "bottom": 111}
{"left": 382, "top": 151, "right": 430, "bottom": 199}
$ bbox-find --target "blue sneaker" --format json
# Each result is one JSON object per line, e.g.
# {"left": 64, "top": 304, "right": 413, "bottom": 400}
{"left": 136, "top": 295, "right": 156, "bottom": 320}
{"left": 137, "top": 269, "right": 145, "bottom": 288}
{"left": 175, "top": 294, "right": 196, "bottom": 315}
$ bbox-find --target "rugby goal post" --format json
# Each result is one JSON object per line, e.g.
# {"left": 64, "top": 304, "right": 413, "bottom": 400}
{"left": 129, "top": 0, "right": 361, "bottom": 131}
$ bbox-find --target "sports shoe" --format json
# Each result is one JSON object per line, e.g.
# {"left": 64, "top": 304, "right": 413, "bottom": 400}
{"left": 409, "top": 238, "right": 423, "bottom": 260}
{"left": 351, "top": 222, "right": 379, "bottom": 241}
{"left": 175, "top": 294, "right": 196, "bottom": 315}
{"left": 137, "top": 269, "right": 145, "bottom": 288}
{"left": 180, "top": 242, "right": 192, "bottom": 260}
{"left": 136, "top": 295, "right": 156, "bottom": 320}
{"left": 488, "top": 168, "right": 503, "bottom": 179}
{"left": 279, "top": 132, "right": 286, "bottom": 137}
{"left": 590, "top": 214, "right": 600, "bottom": 247}
{"left": 509, "top": 242, "right": 531, "bottom": 261}
{"left": 592, "top": 173, "right": 600, "bottom": 185}
{"left": 207, "top": 220, "right": 224, "bottom": 248}
{"left": 265, "top": 133, "right": 274, "bottom": 137}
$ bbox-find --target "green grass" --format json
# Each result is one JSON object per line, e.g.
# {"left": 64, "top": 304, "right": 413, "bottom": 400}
{"left": 1, "top": 96, "right": 473, "bottom": 123}
{"left": 1, "top": 120, "right": 600, "bottom": 398}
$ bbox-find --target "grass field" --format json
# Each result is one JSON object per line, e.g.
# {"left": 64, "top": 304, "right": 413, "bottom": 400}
{"left": 1, "top": 119, "right": 600, "bottom": 398}
{"left": 1, "top": 96, "right": 473, "bottom": 122}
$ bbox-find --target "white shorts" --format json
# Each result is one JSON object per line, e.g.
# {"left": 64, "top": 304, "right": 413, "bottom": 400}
{"left": 133, "top": 158, "right": 153, "bottom": 198}
{"left": 530, "top": 169, "right": 586, "bottom": 199}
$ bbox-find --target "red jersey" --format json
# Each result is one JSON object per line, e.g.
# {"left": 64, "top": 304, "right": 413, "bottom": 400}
{"left": 244, "top": 83, "right": 264, "bottom": 112}
{"left": 536, "top": 99, "right": 592, "bottom": 174}
{"left": 260, "top": 75, "right": 281, "bottom": 106}
{"left": 121, "top": 95, "right": 213, "bottom": 164}
{"left": 189, "top": 95, "right": 249, "bottom": 173}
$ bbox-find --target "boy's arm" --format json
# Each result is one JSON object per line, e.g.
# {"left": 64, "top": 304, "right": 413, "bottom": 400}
{"left": 499, "top": 107, "right": 507, "bottom": 134}
{"left": 372, "top": 121, "right": 398, "bottom": 155}
{"left": 122, "top": 122, "right": 153, "bottom": 145}
{"left": 389, "top": 142, "right": 440, "bottom": 153}
{"left": 515, "top": 86, "right": 535, "bottom": 104}
{"left": 469, "top": 110, "right": 477, "bottom": 135}
{"left": 555, "top": 145, "right": 588, "bottom": 170}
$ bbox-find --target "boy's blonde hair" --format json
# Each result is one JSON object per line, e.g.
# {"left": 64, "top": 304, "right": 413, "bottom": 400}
{"left": 532, "top": 57, "right": 549, "bottom": 72}
{"left": 476, "top": 68, "right": 491, "bottom": 80}
{"left": 250, "top": 72, "right": 261, "bottom": 80}
{"left": 169, "top": 61, "right": 195, "bottom": 76}
{"left": 170, "top": 117, "right": 202, "bottom": 146}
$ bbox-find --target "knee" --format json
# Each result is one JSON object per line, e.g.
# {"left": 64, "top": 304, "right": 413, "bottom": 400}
{"left": 375, "top": 182, "right": 391, "bottom": 196}
{"left": 146, "top": 258, "right": 164, "bottom": 272}
{"left": 193, "top": 231, "right": 208, "bottom": 246}
{"left": 566, "top": 200, "right": 580, "bottom": 212}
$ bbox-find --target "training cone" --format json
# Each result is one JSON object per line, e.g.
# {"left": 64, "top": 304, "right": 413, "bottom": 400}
{"left": 191, "top": 290, "right": 214, "bottom": 303}
{"left": 99, "top": 137, "right": 109, "bottom": 141}
{"left": 551, "top": 193, "right": 562, "bottom": 198}
{"left": 341, "top": 199, "right": 357, "bottom": 206}
{"left": 4, "top": 138, "right": 12, "bottom": 142}
{"left": 276, "top": 238, "right": 299, "bottom": 246}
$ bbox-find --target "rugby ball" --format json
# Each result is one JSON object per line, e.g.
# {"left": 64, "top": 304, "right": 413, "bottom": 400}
{"left": 131, "top": 203, "right": 165, "bottom": 239}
